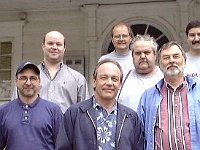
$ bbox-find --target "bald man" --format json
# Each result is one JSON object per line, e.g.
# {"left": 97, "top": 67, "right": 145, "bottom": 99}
{"left": 38, "top": 31, "right": 89, "bottom": 113}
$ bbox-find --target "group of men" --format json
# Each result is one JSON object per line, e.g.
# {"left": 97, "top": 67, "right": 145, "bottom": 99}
{"left": 0, "top": 19, "right": 200, "bottom": 150}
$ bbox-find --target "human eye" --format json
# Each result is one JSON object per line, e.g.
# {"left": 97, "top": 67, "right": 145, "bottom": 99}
{"left": 188, "top": 33, "right": 195, "bottom": 37}
{"left": 100, "top": 75, "right": 108, "bottom": 80}
{"left": 162, "top": 56, "right": 169, "bottom": 60}
{"left": 134, "top": 51, "right": 141, "bottom": 56}
{"left": 56, "top": 43, "right": 63, "bottom": 47}
{"left": 122, "top": 34, "right": 129, "bottom": 38}
{"left": 30, "top": 76, "right": 38, "bottom": 82}
{"left": 114, "top": 35, "right": 120, "bottom": 39}
{"left": 144, "top": 51, "right": 151, "bottom": 55}
{"left": 18, "top": 76, "right": 27, "bottom": 81}
{"left": 47, "top": 41, "right": 54, "bottom": 45}
{"left": 112, "top": 77, "right": 119, "bottom": 82}
{"left": 173, "top": 54, "right": 180, "bottom": 59}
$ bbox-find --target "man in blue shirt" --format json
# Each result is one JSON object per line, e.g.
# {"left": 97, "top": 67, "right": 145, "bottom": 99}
{"left": 0, "top": 62, "right": 63, "bottom": 150}
{"left": 137, "top": 41, "right": 200, "bottom": 149}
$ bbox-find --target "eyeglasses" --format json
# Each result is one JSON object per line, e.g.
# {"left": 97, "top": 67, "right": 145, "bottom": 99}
{"left": 113, "top": 34, "right": 130, "bottom": 40}
{"left": 17, "top": 76, "right": 39, "bottom": 83}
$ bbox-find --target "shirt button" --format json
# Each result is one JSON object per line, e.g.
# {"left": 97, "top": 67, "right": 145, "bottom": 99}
{"left": 24, "top": 111, "right": 28, "bottom": 114}
{"left": 25, "top": 105, "right": 28, "bottom": 108}
{"left": 24, "top": 116, "right": 28, "bottom": 120}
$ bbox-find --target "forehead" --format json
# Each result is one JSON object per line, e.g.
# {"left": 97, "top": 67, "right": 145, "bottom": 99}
{"left": 45, "top": 32, "right": 64, "bottom": 42}
{"left": 161, "top": 45, "right": 182, "bottom": 55}
{"left": 113, "top": 25, "right": 129, "bottom": 33}
{"left": 96, "top": 62, "right": 121, "bottom": 76}
{"left": 188, "top": 27, "right": 200, "bottom": 33}
{"left": 134, "top": 41, "right": 153, "bottom": 51}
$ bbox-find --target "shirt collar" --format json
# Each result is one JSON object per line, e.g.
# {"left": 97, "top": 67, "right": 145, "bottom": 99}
{"left": 92, "top": 96, "right": 117, "bottom": 112}
{"left": 164, "top": 77, "right": 188, "bottom": 90}
{"left": 41, "top": 61, "right": 63, "bottom": 68}
{"left": 17, "top": 96, "right": 40, "bottom": 108}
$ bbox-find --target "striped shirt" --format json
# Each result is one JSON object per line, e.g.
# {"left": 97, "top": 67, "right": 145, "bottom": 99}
{"left": 155, "top": 80, "right": 192, "bottom": 150}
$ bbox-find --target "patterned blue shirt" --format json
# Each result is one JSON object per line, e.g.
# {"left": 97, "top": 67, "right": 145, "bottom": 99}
{"left": 93, "top": 98, "right": 117, "bottom": 150}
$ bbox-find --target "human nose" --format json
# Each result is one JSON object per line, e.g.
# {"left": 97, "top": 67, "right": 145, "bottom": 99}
{"left": 194, "top": 34, "right": 200, "bottom": 41}
{"left": 140, "top": 52, "right": 146, "bottom": 58}
{"left": 25, "top": 78, "right": 32, "bottom": 84}
{"left": 106, "top": 78, "right": 113, "bottom": 85}
{"left": 169, "top": 56, "right": 175, "bottom": 63}
{"left": 52, "top": 43, "right": 57, "bottom": 49}
{"left": 119, "top": 35, "right": 123, "bottom": 40}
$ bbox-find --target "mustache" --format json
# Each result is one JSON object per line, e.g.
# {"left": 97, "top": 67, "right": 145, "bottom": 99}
{"left": 192, "top": 40, "right": 200, "bottom": 44}
{"left": 167, "top": 64, "right": 179, "bottom": 69}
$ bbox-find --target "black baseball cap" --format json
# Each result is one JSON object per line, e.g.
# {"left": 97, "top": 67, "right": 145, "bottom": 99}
{"left": 16, "top": 62, "right": 40, "bottom": 76}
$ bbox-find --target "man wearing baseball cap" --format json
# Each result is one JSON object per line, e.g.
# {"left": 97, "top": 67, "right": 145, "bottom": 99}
{"left": 0, "top": 62, "right": 63, "bottom": 150}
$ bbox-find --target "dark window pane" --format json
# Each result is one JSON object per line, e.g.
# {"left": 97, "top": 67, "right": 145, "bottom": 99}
{"left": 147, "top": 25, "right": 162, "bottom": 39}
{"left": 131, "top": 24, "right": 147, "bottom": 36}
{"left": 0, "top": 42, "right": 12, "bottom": 54}
{"left": 108, "top": 42, "right": 115, "bottom": 53}
{"left": 157, "top": 36, "right": 169, "bottom": 49}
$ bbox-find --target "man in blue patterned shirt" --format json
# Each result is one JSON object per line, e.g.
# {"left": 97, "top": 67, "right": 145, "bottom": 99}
{"left": 56, "top": 59, "right": 145, "bottom": 150}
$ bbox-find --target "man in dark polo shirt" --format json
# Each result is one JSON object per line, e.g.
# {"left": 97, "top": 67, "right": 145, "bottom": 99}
{"left": 0, "top": 62, "right": 63, "bottom": 150}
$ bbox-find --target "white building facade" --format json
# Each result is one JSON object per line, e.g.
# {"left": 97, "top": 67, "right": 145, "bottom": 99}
{"left": 0, "top": 0, "right": 199, "bottom": 103}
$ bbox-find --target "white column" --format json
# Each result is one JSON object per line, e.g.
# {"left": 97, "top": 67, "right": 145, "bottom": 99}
{"left": 177, "top": 0, "right": 193, "bottom": 50}
{"left": 82, "top": 4, "right": 99, "bottom": 95}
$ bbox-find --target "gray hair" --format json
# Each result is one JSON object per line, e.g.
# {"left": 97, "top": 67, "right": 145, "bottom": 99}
{"left": 131, "top": 34, "right": 158, "bottom": 54}
{"left": 157, "top": 41, "right": 186, "bottom": 64}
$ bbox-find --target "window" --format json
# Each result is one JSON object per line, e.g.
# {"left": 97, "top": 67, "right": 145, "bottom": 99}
{"left": 64, "top": 56, "right": 85, "bottom": 76}
{"left": 0, "top": 41, "right": 12, "bottom": 104}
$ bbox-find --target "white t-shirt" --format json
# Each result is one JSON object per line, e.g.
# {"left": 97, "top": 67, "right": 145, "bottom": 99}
{"left": 98, "top": 50, "right": 134, "bottom": 78}
{"left": 185, "top": 52, "right": 200, "bottom": 78}
{"left": 118, "top": 67, "right": 163, "bottom": 111}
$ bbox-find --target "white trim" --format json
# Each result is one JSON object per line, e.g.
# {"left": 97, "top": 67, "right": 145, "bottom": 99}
{"left": 0, "top": 21, "right": 25, "bottom": 100}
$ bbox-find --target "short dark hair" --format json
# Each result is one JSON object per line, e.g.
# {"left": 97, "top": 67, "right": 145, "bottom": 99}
{"left": 111, "top": 22, "right": 134, "bottom": 39}
{"left": 93, "top": 59, "right": 123, "bottom": 83}
{"left": 186, "top": 20, "right": 200, "bottom": 36}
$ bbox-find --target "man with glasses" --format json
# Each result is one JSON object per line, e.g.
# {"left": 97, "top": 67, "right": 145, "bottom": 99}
{"left": 98, "top": 22, "right": 134, "bottom": 78}
{"left": 12, "top": 31, "right": 89, "bottom": 113}
{"left": 0, "top": 62, "right": 63, "bottom": 150}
